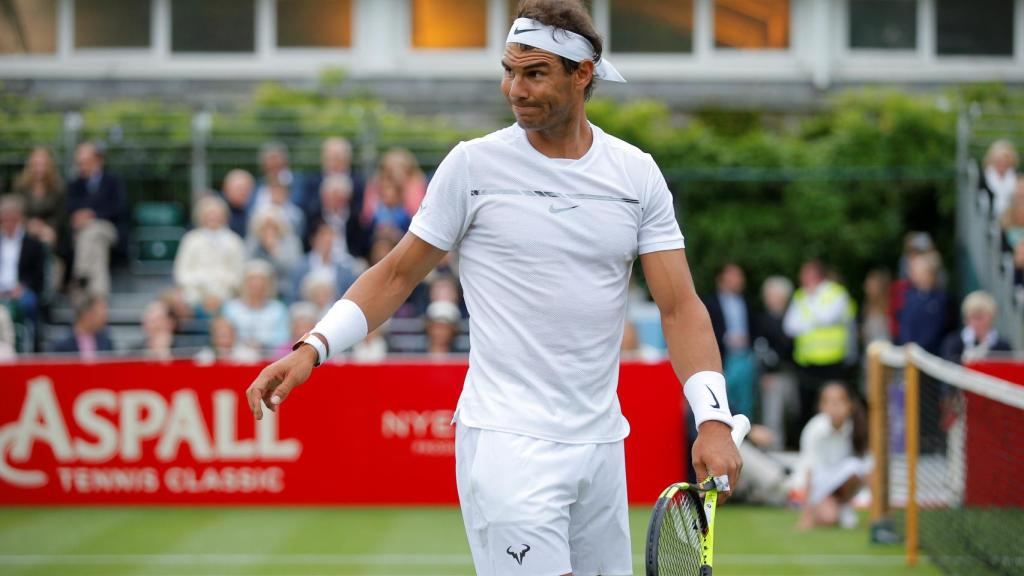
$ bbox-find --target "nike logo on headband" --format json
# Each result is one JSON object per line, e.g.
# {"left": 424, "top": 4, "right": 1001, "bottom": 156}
{"left": 513, "top": 27, "right": 540, "bottom": 35}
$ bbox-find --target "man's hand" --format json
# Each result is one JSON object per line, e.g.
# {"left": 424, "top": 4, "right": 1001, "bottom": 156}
{"left": 245, "top": 345, "right": 317, "bottom": 420}
{"left": 691, "top": 420, "right": 743, "bottom": 503}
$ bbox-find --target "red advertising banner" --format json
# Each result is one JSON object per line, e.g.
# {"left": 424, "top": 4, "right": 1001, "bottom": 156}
{"left": 0, "top": 361, "right": 685, "bottom": 505}
{"left": 960, "top": 361, "right": 1024, "bottom": 508}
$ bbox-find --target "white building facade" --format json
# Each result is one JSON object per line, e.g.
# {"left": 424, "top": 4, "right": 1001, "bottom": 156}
{"left": 1, "top": 0, "right": 1022, "bottom": 108}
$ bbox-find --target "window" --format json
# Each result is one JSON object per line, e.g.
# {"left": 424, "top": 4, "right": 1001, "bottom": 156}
{"left": 412, "top": 0, "right": 487, "bottom": 49}
{"left": 277, "top": 0, "right": 352, "bottom": 48}
{"left": 849, "top": 0, "right": 916, "bottom": 50}
{"left": 172, "top": 0, "right": 255, "bottom": 53}
{"left": 75, "top": 0, "right": 151, "bottom": 49}
{"left": 611, "top": 0, "right": 694, "bottom": 53}
{"left": 0, "top": 0, "right": 56, "bottom": 54}
{"left": 936, "top": 0, "right": 1013, "bottom": 56}
{"left": 714, "top": 0, "right": 790, "bottom": 50}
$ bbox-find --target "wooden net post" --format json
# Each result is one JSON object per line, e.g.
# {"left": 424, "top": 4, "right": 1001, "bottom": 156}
{"left": 905, "top": 355, "right": 920, "bottom": 567}
{"left": 867, "top": 343, "right": 888, "bottom": 523}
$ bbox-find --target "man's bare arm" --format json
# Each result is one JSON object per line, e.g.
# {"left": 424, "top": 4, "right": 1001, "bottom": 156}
{"left": 640, "top": 248, "right": 742, "bottom": 497}
{"left": 246, "top": 233, "right": 447, "bottom": 419}
{"left": 341, "top": 233, "right": 448, "bottom": 332}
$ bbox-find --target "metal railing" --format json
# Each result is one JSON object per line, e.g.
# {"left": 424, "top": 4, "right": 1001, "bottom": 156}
{"left": 955, "top": 105, "right": 1024, "bottom": 349}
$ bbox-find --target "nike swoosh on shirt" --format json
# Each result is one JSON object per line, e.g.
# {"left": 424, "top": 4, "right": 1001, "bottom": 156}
{"left": 513, "top": 27, "right": 541, "bottom": 35}
{"left": 549, "top": 204, "right": 580, "bottom": 214}
{"left": 706, "top": 384, "right": 721, "bottom": 409}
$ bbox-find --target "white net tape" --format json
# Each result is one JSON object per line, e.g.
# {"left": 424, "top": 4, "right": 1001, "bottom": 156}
{"left": 870, "top": 342, "right": 1024, "bottom": 410}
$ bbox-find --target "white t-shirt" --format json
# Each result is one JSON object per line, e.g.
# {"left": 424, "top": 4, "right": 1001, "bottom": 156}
{"left": 409, "top": 123, "right": 685, "bottom": 443}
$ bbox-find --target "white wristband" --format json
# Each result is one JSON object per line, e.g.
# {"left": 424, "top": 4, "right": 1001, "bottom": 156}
{"left": 310, "top": 299, "right": 369, "bottom": 361}
{"left": 300, "top": 334, "right": 327, "bottom": 367}
{"left": 684, "top": 371, "right": 733, "bottom": 428}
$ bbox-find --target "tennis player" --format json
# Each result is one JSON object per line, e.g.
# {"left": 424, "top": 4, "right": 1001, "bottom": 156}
{"left": 246, "top": 1, "right": 742, "bottom": 574}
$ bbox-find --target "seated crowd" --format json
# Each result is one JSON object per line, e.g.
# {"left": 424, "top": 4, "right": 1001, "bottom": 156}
{"left": 0, "top": 137, "right": 467, "bottom": 361}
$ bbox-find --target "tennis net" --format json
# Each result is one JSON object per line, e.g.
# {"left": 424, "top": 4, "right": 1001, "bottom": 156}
{"left": 868, "top": 343, "right": 1024, "bottom": 576}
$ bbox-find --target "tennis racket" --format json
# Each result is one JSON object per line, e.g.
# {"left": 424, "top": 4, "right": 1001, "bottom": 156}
{"left": 645, "top": 414, "right": 751, "bottom": 576}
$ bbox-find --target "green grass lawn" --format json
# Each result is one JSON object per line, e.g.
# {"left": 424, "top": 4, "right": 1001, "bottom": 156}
{"left": 0, "top": 506, "right": 940, "bottom": 575}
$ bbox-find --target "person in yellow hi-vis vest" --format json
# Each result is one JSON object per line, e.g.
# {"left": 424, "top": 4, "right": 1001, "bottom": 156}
{"left": 783, "top": 260, "right": 854, "bottom": 432}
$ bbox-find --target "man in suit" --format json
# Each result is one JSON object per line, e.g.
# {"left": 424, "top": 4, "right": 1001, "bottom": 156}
{"left": 51, "top": 294, "right": 112, "bottom": 360}
{"left": 301, "top": 137, "right": 366, "bottom": 254}
{"left": 702, "top": 263, "right": 757, "bottom": 417}
{"left": 0, "top": 195, "right": 47, "bottom": 351}
{"left": 67, "top": 141, "right": 128, "bottom": 297}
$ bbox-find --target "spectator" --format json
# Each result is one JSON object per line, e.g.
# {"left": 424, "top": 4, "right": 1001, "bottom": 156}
{"left": 370, "top": 176, "right": 412, "bottom": 240}
{"left": 246, "top": 206, "right": 303, "bottom": 289}
{"left": 620, "top": 318, "right": 660, "bottom": 362}
{"left": 0, "top": 305, "right": 14, "bottom": 362}
{"left": 794, "top": 382, "right": 868, "bottom": 531}
{"left": 0, "top": 195, "right": 47, "bottom": 349}
{"left": 429, "top": 273, "right": 462, "bottom": 312}
{"left": 66, "top": 141, "right": 128, "bottom": 297}
{"left": 368, "top": 235, "right": 398, "bottom": 266}
{"left": 275, "top": 302, "right": 319, "bottom": 359}
{"left": 222, "top": 169, "right": 255, "bottom": 238}
{"left": 889, "top": 232, "right": 935, "bottom": 338}
{"left": 300, "top": 269, "right": 338, "bottom": 319}
{"left": 702, "top": 263, "right": 756, "bottom": 418}
{"left": 783, "top": 260, "right": 854, "bottom": 432}
{"left": 194, "top": 315, "right": 260, "bottom": 365}
{"left": 897, "top": 251, "right": 950, "bottom": 453}
{"left": 352, "top": 323, "right": 389, "bottom": 363}
{"left": 360, "top": 147, "right": 427, "bottom": 228}
{"left": 222, "top": 260, "right": 289, "bottom": 351}
{"left": 896, "top": 251, "right": 949, "bottom": 355}
{"left": 302, "top": 137, "right": 364, "bottom": 224}
{"left": 132, "top": 300, "right": 177, "bottom": 361}
{"left": 755, "top": 275, "right": 798, "bottom": 450}
{"left": 258, "top": 180, "right": 306, "bottom": 241}
{"left": 425, "top": 300, "right": 461, "bottom": 356}
{"left": 999, "top": 180, "right": 1024, "bottom": 250}
{"left": 173, "top": 195, "right": 246, "bottom": 314}
{"left": 307, "top": 174, "right": 365, "bottom": 260}
{"left": 12, "top": 146, "right": 65, "bottom": 248}
{"left": 256, "top": 142, "right": 302, "bottom": 207}
{"left": 51, "top": 295, "right": 112, "bottom": 360}
{"left": 941, "top": 291, "right": 1011, "bottom": 364}
{"left": 159, "top": 285, "right": 197, "bottom": 326}
{"left": 861, "top": 269, "right": 891, "bottom": 345}
{"left": 983, "top": 139, "right": 1018, "bottom": 217}
{"left": 290, "top": 223, "right": 357, "bottom": 303}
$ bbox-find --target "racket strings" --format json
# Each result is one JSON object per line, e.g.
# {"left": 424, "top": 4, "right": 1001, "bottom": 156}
{"left": 656, "top": 491, "right": 705, "bottom": 574}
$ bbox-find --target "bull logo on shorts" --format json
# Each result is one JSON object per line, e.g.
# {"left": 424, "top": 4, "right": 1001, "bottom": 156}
{"left": 506, "top": 543, "right": 531, "bottom": 565}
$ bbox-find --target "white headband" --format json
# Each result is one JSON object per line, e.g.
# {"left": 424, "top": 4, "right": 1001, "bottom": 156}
{"left": 506, "top": 18, "right": 626, "bottom": 83}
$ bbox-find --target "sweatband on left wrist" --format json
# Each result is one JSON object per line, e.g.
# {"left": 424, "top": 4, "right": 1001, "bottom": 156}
{"left": 684, "top": 371, "right": 733, "bottom": 428}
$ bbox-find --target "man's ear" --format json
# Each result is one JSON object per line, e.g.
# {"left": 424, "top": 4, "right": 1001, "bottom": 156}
{"left": 576, "top": 60, "right": 595, "bottom": 93}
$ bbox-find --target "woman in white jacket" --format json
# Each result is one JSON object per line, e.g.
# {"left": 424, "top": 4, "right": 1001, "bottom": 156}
{"left": 173, "top": 195, "right": 246, "bottom": 312}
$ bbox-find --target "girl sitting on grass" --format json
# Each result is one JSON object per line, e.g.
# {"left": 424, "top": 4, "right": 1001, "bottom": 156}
{"left": 796, "top": 382, "right": 868, "bottom": 531}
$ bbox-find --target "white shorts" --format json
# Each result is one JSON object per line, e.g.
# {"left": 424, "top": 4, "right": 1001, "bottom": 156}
{"left": 455, "top": 423, "right": 632, "bottom": 576}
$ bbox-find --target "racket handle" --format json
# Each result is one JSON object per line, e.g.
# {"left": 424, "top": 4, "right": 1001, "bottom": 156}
{"left": 730, "top": 414, "right": 751, "bottom": 448}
